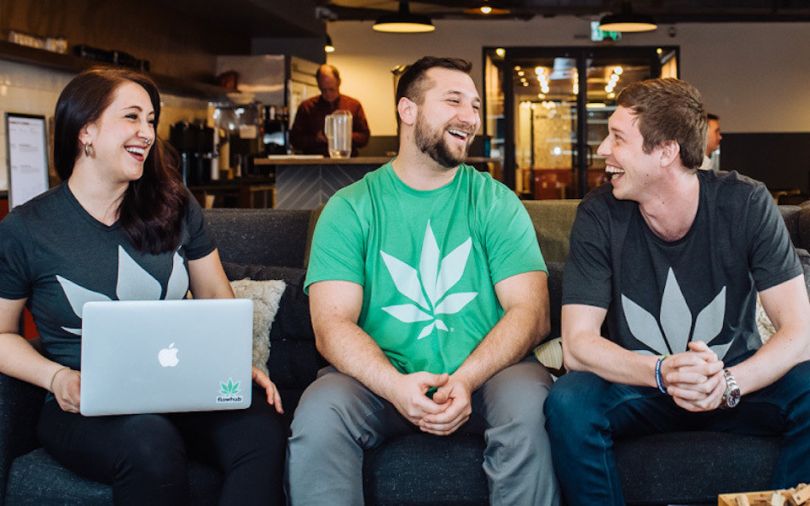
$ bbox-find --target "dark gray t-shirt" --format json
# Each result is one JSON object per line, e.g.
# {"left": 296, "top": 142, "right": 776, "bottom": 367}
{"left": 563, "top": 170, "right": 802, "bottom": 364}
{"left": 0, "top": 183, "right": 215, "bottom": 370}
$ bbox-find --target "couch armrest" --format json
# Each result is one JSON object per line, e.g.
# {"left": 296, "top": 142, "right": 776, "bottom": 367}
{"left": 0, "top": 374, "right": 45, "bottom": 501}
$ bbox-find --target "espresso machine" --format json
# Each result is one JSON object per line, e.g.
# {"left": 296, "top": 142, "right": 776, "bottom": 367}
{"left": 169, "top": 121, "right": 216, "bottom": 186}
{"left": 212, "top": 99, "right": 265, "bottom": 177}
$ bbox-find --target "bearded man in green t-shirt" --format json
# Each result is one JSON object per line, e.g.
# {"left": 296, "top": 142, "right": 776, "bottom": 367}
{"left": 286, "top": 56, "right": 560, "bottom": 506}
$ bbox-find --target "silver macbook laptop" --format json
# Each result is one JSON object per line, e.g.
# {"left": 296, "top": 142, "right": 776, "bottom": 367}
{"left": 80, "top": 299, "right": 253, "bottom": 416}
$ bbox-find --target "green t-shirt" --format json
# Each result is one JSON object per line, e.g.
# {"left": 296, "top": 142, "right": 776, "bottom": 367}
{"left": 305, "top": 163, "right": 546, "bottom": 375}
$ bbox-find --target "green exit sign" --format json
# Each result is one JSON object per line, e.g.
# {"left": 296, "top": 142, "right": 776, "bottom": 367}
{"left": 591, "top": 21, "right": 622, "bottom": 41}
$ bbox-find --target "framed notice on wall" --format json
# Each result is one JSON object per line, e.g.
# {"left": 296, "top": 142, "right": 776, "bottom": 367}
{"left": 5, "top": 113, "right": 49, "bottom": 209}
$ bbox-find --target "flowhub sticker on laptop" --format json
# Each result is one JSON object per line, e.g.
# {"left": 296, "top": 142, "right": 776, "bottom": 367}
{"left": 217, "top": 378, "right": 244, "bottom": 403}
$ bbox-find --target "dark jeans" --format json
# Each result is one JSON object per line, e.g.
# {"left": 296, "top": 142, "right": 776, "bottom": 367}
{"left": 545, "top": 361, "right": 810, "bottom": 506}
{"left": 38, "top": 385, "right": 286, "bottom": 506}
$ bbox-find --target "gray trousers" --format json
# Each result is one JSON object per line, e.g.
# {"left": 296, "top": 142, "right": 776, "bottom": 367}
{"left": 286, "top": 359, "right": 560, "bottom": 506}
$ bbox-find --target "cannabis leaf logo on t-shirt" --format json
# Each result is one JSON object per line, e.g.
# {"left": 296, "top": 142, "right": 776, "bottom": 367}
{"left": 623, "top": 267, "right": 731, "bottom": 358}
{"left": 380, "top": 221, "right": 478, "bottom": 340}
{"left": 56, "top": 246, "right": 188, "bottom": 335}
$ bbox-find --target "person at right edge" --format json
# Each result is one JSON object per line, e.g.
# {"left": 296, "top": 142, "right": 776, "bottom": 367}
{"left": 545, "top": 78, "right": 810, "bottom": 505}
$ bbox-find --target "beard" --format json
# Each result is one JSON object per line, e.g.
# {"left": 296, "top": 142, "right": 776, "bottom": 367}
{"left": 414, "top": 113, "right": 473, "bottom": 169}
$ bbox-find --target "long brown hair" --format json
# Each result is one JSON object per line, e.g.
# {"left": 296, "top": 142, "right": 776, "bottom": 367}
{"left": 54, "top": 67, "right": 187, "bottom": 254}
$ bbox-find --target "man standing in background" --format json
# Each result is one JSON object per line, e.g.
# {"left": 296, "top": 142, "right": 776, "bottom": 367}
{"left": 700, "top": 113, "right": 722, "bottom": 171}
{"left": 290, "top": 64, "right": 370, "bottom": 156}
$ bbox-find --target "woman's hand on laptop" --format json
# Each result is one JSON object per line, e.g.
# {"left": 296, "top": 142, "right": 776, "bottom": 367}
{"left": 252, "top": 367, "right": 284, "bottom": 414}
{"left": 51, "top": 367, "right": 81, "bottom": 413}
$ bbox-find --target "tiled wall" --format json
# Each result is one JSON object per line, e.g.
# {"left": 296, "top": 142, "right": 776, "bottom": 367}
{"left": 0, "top": 60, "right": 210, "bottom": 191}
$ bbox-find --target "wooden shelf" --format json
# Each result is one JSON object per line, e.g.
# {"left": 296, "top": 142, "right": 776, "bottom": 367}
{"left": 0, "top": 40, "right": 229, "bottom": 100}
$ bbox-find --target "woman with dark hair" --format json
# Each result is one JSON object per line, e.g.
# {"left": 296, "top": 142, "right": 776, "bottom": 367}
{"left": 0, "top": 67, "right": 286, "bottom": 505}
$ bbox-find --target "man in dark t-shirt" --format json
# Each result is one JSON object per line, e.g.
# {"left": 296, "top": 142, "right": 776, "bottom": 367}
{"left": 544, "top": 78, "right": 810, "bottom": 505}
{"left": 289, "top": 64, "right": 370, "bottom": 156}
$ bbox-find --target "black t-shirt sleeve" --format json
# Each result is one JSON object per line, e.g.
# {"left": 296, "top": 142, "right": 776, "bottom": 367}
{"left": 0, "top": 214, "right": 33, "bottom": 299}
{"left": 182, "top": 194, "right": 216, "bottom": 261}
{"left": 562, "top": 200, "right": 613, "bottom": 308}
{"left": 745, "top": 184, "right": 803, "bottom": 291}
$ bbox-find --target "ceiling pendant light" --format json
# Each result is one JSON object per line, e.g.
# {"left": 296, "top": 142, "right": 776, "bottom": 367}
{"left": 373, "top": 0, "right": 435, "bottom": 33}
{"left": 324, "top": 33, "right": 335, "bottom": 53}
{"left": 599, "top": 2, "right": 657, "bottom": 33}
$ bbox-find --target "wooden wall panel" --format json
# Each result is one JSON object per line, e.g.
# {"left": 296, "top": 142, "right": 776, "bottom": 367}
{"left": 0, "top": 0, "right": 250, "bottom": 81}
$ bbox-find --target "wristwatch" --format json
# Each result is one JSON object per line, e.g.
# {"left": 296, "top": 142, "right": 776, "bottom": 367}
{"left": 721, "top": 369, "right": 741, "bottom": 409}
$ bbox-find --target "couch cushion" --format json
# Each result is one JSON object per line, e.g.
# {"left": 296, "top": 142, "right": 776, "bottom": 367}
{"left": 523, "top": 200, "right": 580, "bottom": 265}
{"left": 221, "top": 263, "right": 322, "bottom": 396}
{"left": 798, "top": 248, "right": 810, "bottom": 297}
{"left": 204, "top": 209, "right": 311, "bottom": 268}
{"left": 6, "top": 448, "right": 222, "bottom": 505}
{"left": 363, "top": 433, "right": 488, "bottom": 506}
{"left": 221, "top": 263, "right": 314, "bottom": 343}
{"left": 787, "top": 204, "right": 810, "bottom": 252}
{"left": 229, "top": 278, "right": 286, "bottom": 377}
{"left": 547, "top": 261, "right": 564, "bottom": 341}
{"left": 615, "top": 432, "right": 780, "bottom": 505}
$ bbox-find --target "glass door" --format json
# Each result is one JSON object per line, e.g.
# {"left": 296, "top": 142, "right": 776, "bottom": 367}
{"left": 484, "top": 46, "right": 678, "bottom": 198}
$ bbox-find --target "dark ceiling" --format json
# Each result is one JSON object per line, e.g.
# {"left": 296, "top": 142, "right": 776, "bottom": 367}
{"left": 319, "top": 0, "right": 810, "bottom": 23}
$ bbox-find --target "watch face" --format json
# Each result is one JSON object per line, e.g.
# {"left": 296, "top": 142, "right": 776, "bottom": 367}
{"left": 726, "top": 388, "right": 741, "bottom": 408}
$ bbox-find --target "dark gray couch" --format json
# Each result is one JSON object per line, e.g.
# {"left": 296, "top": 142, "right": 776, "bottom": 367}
{"left": 1, "top": 203, "right": 809, "bottom": 505}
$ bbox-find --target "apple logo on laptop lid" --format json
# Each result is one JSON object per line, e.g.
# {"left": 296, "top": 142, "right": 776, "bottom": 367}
{"left": 158, "top": 343, "right": 179, "bottom": 367}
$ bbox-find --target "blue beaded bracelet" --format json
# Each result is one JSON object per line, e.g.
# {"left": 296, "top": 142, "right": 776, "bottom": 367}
{"left": 654, "top": 356, "right": 667, "bottom": 394}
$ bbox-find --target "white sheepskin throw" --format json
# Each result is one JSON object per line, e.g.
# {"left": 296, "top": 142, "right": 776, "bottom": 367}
{"left": 755, "top": 294, "right": 776, "bottom": 343}
{"left": 230, "top": 279, "right": 286, "bottom": 377}
{"left": 534, "top": 337, "right": 564, "bottom": 377}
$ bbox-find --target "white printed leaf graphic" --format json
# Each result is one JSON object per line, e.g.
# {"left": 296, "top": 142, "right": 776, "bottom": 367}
{"left": 382, "top": 304, "right": 433, "bottom": 323}
{"left": 380, "top": 224, "right": 478, "bottom": 342}
{"left": 380, "top": 251, "right": 430, "bottom": 309}
{"left": 694, "top": 287, "right": 730, "bottom": 359}
{"left": 694, "top": 287, "right": 726, "bottom": 343}
{"left": 419, "top": 222, "right": 440, "bottom": 305}
{"left": 165, "top": 251, "right": 189, "bottom": 299}
{"left": 659, "top": 269, "right": 691, "bottom": 356}
{"left": 116, "top": 246, "right": 161, "bottom": 300}
{"left": 622, "top": 294, "right": 669, "bottom": 355}
{"left": 435, "top": 292, "right": 478, "bottom": 314}
{"left": 418, "top": 322, "right": 437, "bottom": 340}
{"left": 435, "top": 238, "right": 472, "bottom": 301}
{"left": 57, "top": 276, "right": 111, "bottom": 318}
{"left": 709, "top": 341, "right": 733, "bottom": 359}
{"left": 58, "top": 247, "right": 187, "bottom": 335}
{"left": 623, "top": 266, "right": 729, "bottom": 358}
{"left": 56, "top": 275, "right": 111, "bottom": 335}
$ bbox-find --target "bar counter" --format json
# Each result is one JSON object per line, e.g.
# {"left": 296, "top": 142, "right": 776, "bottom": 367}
{"left": 253, "top": 156, "right": 500, "bottom": 210}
